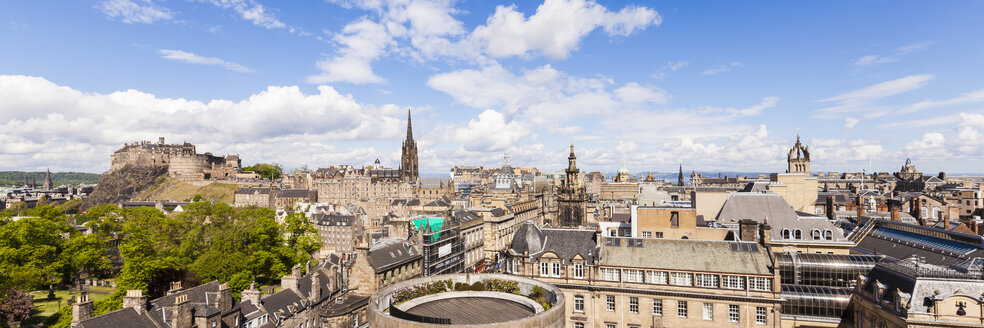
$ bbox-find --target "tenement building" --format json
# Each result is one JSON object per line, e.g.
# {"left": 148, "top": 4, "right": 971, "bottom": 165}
{"left": 506, "top": 222, "right": 783, "bottom": 327}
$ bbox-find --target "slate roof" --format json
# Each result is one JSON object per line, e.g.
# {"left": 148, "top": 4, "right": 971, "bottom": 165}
{"left": 277, "top": 189, "right": 316, "bottom": 198}
{"left": 236, "top": 187, "right": 273, "bottom": 195}
{"left": 261, "top": 289, "right": 305, "bottom": 323}
{"left": 312, "top": 213, "right": 357, "bottom": 226}
{"left": 367, "top": 239, "right": 420, "bottom": 272}
{"left": 423, "top": 198, "right": 449, "bottom": 207}
{"left": 717, "top": 193, "right": 850, "bottom": 243}
{"left": 508, "top": 222, "right": 599, "bottom": 264}
{"left": 77, "top": 307, "right": 158, "bottom": 328}
{"left": 600, "top": 238, "right": 774, "bottom": 275}
{"left": 862, "top": 258, "right": 984, "bottom": 314}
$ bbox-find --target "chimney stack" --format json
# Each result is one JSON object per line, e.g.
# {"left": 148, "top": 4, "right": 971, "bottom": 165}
{"left": 167, "top": 281, "right": 183, "bottom": 295}
{"left": 171, "top": 294, "right": 192, "bottom": 328}
{"left": 911, "top": 197, "right": 925, "bottom": 226}
{"left": 310, "top": 271, "right": 322, "bottom": 303}
{"left": 825, "top": 196, "right": 835, "bottom": 220}
{"left": 123, "top": 290, "right": 148, "bottom": 315}
{"left": 890, "top": 199, "right": 900, "bottom": 222}
{"left": 242, "top": 282, "right": 261, "bottom": 305}
{"left": 739, "top": 219, "right": 758, "bottom": 242}
{"left": 944, "top": 216, "right": 950, "bottom": 231}
{"left": 282, "top": 264, "right": 301, "bottom": 292}
{"left": 71, "top": 291, "right": 94, "bottom": 327}
{"left": 856, "top": 195, "right": 866, "bottom": 218}
{"left": 217, "top": 283, "right": 232, "bottom": 314}
{"left": 759, "top": 219, "right": 772, "bottom": 247}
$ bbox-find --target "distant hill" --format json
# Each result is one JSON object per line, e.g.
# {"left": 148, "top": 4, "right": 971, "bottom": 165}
{"left": 0, "top": 171, "right": 102, "bottom": 187}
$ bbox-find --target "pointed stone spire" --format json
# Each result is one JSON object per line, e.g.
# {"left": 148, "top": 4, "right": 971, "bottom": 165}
{"left": 678, "top": 164, "right": 684, "bottom": 186}
{"left": 405, "top": 109, "right": 413, "bottom": 141}
{"left": 43, "top": 168, "right": 52, "bottom": 190}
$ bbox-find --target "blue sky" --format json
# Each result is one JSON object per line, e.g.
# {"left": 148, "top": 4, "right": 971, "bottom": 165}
{"left": 2, "top": 0, "right": 984, "bottom": 175}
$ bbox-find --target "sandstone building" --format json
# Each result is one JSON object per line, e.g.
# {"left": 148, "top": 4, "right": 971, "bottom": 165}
{"left": 110, "top": 137, "right": 241, "bottom": 181}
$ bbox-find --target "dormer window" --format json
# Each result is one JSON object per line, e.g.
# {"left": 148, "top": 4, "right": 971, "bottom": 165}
{"left": 782, "top": 229, "right": 791, "bottom": 239}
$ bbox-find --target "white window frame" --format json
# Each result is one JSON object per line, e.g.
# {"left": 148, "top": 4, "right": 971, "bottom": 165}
{"left": 729, "top": 304, "right": 739, "bottom": 322}
{"left": 642, "top": 231, "right": 652, "bottom": 238}
{"left": 756, "top": 307, "right": 767, "bottom": 325}
{"left": 677, "top": 301, "right": 688, "bottom": 318}
{"left": 624, "top": 269, "right": 643, "bottom": 283}
{"left": 629, "top": 297, "right": 639, "bottom": 314}
{"left": 750, "top": 277, "right": 771, "bottom": 291}
{"left": 601, "top": 268, "right": 621, "bottom": 282}
{"left": 653, "top": 299, "right": 662, "bottom": 316}
{"left": 573, "top": 263, "right": 584, "bottom": 279}
{"left": 539, "top": 262, "right": 549, "bottom": 277}
{"left": 574, "top": 295, "right": 584, "bottom": 313}
{"left": 702, "top": 303, "right": 713, "bottom": 320}
{"left": 671, "top": 272, "right": 692, "bottom": 286}
{"left": 696, "top": 274, "right": 718, "bottom": 288}
{"left": 723, "top": 275, "right": 745, "bottom": 289}
{"left": 647, "top": 271, "right": 668, "bottom": 285}
{"left": 551, "top": 262, "right": 561, "bottom": 277}
{"left": 606, "top": 295, "right": 616, "bottom": 312}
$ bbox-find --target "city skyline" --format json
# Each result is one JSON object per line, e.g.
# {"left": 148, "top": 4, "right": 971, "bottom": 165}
{"left": 2, "top": 1, "right": 984, "bottom": 174}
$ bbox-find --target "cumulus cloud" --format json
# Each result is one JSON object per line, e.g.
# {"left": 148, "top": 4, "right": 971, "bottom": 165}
{"left": 844, "top": 117, "right": 859, "bottom": 129}
{"left": 157, "top": 49, "right": 253, "bottom": 72}
{"left": 905, "top": 132, "right": 950, "bottom": 159}
{"left": 810, "top": 138, "right": 889, "bottom": 163}
{"left": 896, "top": 87, "right": 984, "bottom": 114}
{"left": 98, "top": 0, "right": 175, "bottom": 24}
{"left": 470, "top": 0, "right": 660, "bottom": 59}
{"left": 614, "top": 83, "right": 668, "bottom": 104}
{"left": 0, "top": 75, "right": 408, "bottom": 171}
{"left": 312, "top": 0, "right": 660, "bottom": 84}
{"left": 450, "top": 109, "right": 530, "bottom": 152}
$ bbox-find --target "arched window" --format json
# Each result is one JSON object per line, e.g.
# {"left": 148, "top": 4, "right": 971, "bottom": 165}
{"left": 824, "top": 230, "right": 833, "bottom": 240}
{"left": 781, "top": 229, "right": 791, "bottom": 239}
{"left": 811, "top": 229, "right": 821, "bottom": 240}
{"left": 794, "top": 229, "right": 803, "bottom": 240}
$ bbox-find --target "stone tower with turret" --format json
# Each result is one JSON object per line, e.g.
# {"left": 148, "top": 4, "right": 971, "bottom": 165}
{"left": 787, "top": 135, "right": 811, "bottom": 174}
{"left": 43, "top": 168, "right": 52, "bottom": 190}
{"left": 400, "top": 110, "right": 419, "bottom": 183}
{"left": 557, "top": 145, "right": 588, "bottom": 227}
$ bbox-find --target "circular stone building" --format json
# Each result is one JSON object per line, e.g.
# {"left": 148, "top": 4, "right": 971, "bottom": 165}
{"left": 368, "top": 273, "right": 565, "bottom": 327}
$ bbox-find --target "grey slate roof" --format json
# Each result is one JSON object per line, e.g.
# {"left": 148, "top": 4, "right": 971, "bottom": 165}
{"left": 509, "top": 222, "right": 599, "bottom": 264}
{"left": 600, "top": 238, "right": 774, "bottom": 275}
{"left": 236, "top": 187, "right": 272, "bottom": 195}
{"left": 717, "top": 193, "right": 850, "bottom": 243}
{"left": 367, "top": 239, "right": 421, "bottom": 272}
{"left": 277, "top": 189, "right": 316, "bottom": 198}
{"left": 312, "top": 213, "right": 357, "bottom": 226}
{"left": 77, "top": 308, "right": 158, "bottom": 328}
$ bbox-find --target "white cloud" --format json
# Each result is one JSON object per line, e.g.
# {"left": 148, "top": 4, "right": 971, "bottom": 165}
{"left": 615, "top": 140, "right": 638, "bottom": 154}
{"left": 896, "top": 87, "right": 984, "bottom": 114}
{"left": 450, "top": 109, "right": 530, "bottom": 152}
{"left": 701, "top": 62, "right": 742, "bottom": 75}
{"left": 312, "top": 0, "right": 660, "bottom": 84}
{"left": 306, "top": 19, "right": 393, "bottom": 84}
{"left": 98, "top": 0, "right": 175, "bottom": 24}
{"left": 815, "top": 74, "right": 933, "bottom": 118}
{"left": 470, "top": 0, "right": 660, "bottom": 59}
{"left": 810, "top": 138, "right": 890, "bottom": 163}
{"left": 844, "top": 117, "right": 859, "bottom": 129}
{"left": 905, "top": 132, "right": 950, "bottom": 159}
{"left": 200, "top": 0, "right": 286, "bottom": 29}
{"left": 157, "top": 49, "right": 253, "bottom": 72}
{"left": 614, "top": 82, "right": 668, "bottom": 104}
{"left": 0, "top": 75, "right": 409, "bottom": 171}
{"left": 854, "top": 41, "right": 933, "bottom": 67}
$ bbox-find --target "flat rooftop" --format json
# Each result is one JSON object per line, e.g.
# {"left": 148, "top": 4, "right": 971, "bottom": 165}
{"left": 404, "top": 297, "right": 534, "bottom": 324}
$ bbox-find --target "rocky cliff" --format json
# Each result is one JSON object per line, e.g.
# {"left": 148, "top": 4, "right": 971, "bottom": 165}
{"left": 82, "top": 164, "right": 168, "bottom": 210}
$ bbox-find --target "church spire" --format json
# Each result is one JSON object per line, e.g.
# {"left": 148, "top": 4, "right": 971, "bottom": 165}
{"left": 43, "top": 168, "right": 52, "bottom": 190}
{"left": 678, "top": 164, "right": 684, "bottom": 186}
{"left": 405, "top": 109, "right": 413, "bottom": 141}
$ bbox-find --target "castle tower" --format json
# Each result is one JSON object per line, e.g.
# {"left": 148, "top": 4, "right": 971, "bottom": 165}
{"left": 787, "top": 134, "right": 811, "bottom": 174}
{"left": 400, "top": 109, "right": 419, "bottom": 183}
{"left": 43, "top": 168, "right": 52, "bottom": 190}
{"left": 678, "top": 164, "right": 684, "bottom": 186}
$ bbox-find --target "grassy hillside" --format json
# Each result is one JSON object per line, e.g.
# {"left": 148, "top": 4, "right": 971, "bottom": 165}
{"left": 0, "top": 171, "right": 101, "bottom": 187}
{"left": 134, "top": 177, "right": 239, "bottom": 203}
